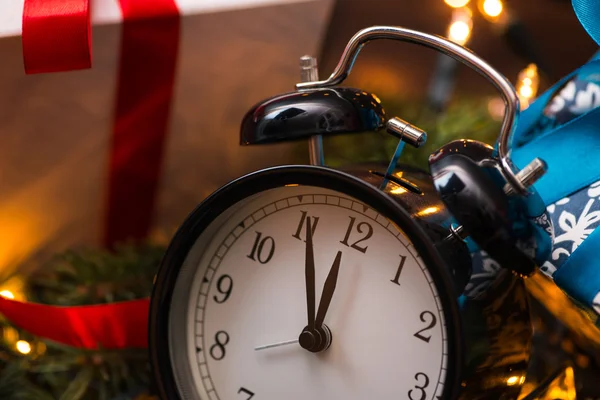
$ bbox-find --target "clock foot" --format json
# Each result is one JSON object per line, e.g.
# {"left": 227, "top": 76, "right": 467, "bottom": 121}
{"left": 298, "top": 325, "right": 332, "bottom": 353}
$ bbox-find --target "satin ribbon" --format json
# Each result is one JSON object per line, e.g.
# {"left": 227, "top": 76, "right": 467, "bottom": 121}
{"left": 507, "top": 0, "right": 600, "bottom": 311}
{"left": 511, "top": 59, "right": 600, "bottom": 206}
{"left": 553, "top": 228, "right": 600, "bottom": 310}
{"left": 5, "top": 0, "right": 180, "bottom": 349}
{"left": 573, "top": 0, "right": 600, "bottom": 46}
{"left": 104, "top": 0, "right": 180, "bottom": 247}
{"left": 22, "top": 0, "right": 92, "bottom": 74}
{"left": 0, "top": 296, "right": 149, "bottom": 349}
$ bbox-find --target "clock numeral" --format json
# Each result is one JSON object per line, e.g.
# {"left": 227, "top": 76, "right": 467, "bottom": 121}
{"left": 340, "top": 217, "right": 373, "bottom": 254}
{"left": 390, "top": 255, "right": 407, "bottom": 286}
{"left": 414, "top": 311, "right": 437, "bottom": 343}
{"left": 209, "top": 331, "right": 230, "bottom": 361}
{"left": 292, "top": 210, "right": 319, "bottom": 241}
{"left": 238, "top": 388, "right": 255, "bottom": 399}
{"left": 213, "top": 274, "right": 233, "bottom": 304}
{"left": 408, "top": 372, "right": 430, "bottom": 400}
{"left": 247, "top": 231, "right": 275, "bottom": 264}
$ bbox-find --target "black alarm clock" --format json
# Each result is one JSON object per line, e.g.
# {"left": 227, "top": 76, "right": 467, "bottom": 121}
{"left": 148, "top": 26, "right": 551, "bottom": 400}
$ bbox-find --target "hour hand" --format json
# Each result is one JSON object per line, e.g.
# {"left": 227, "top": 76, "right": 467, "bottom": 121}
{"left": 314, "top": 250, "right": 342, "bottom": 328}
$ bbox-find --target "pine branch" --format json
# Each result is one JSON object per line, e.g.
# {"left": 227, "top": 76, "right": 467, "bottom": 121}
{"left": 0, "top": 241, "right": 165, "bottom": 399}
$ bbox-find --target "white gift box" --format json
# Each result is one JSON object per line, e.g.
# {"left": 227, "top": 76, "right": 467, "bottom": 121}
{"left": 0, "top": 0, "right": 334, "bottom": 274}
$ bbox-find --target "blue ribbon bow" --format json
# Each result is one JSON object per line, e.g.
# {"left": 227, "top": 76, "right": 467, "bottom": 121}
{"left": 508, "top": 0, "right": 600, "bottom": 311}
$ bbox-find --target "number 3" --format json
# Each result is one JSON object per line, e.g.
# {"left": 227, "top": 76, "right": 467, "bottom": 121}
{"left": 408, "top": 372, "right": 429, "bottom": 400}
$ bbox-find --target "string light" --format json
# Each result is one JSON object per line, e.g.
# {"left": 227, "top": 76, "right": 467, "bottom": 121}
{"left": 447, "top": 7, "right": 473, "bottom": 46}
{"left": 444, "top": 0, "right": 470, "bottom": 7}
{"left": 482, "top": 0, "right": 503, "bottom": 17}
{"left": 16, "top": 340, "right": 31, "bottom": 355}
{"left": 478, "top": 0, "right": 508, "bottom": 25}
{"left": 0, "top": 290, "right": 15, "bottom": 299}
{"left": 516, "top": 64, "right": 539, "bottom": 109}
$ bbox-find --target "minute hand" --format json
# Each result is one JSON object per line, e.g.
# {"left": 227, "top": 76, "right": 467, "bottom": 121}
{"left": 314, "top": 251, "right": 342, "bottom": 328}
{"left": 305, "top": 217, "right": 316, "bottom": 330}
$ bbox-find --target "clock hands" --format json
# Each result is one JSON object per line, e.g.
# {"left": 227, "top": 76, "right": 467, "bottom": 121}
{"left": 314, "top": 251, "right": 342, "bottom": 328}
{"left": 305, "top": 217, "right": 316, "bottom": 331}
{"left": 254, "top": 338, "right": 299, "bottom": 351}
{"left": 257, "top": 220, "right": 342, "bottom": 354}
{"left": 298, "top": 218, "right": 342, "bottom": 353}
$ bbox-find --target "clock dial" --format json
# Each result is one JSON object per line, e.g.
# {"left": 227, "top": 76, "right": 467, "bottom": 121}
{"left": 167, "top": 185, "right": 449, "bottom": 400}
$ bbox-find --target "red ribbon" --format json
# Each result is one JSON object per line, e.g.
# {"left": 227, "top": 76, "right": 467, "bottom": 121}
{"left": 11, "top": 0, "right": 181, "bottom": 348}
{"left": 22, "top": 0, "right": 92, "bottom": 74}
{"left": 104, "top": 0, "right": 181, "bottom": 247}
{"left": 0, "top": 297, "right": 150, "bottom": 349}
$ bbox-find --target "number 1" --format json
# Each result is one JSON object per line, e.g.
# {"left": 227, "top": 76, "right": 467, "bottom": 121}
{"left": 390, "top": 255, "right": 406, "bottom": 286}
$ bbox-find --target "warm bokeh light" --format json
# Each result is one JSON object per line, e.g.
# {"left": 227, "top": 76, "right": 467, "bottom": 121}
{"left": 545, "top": 366, "right": 577, "bottom": 400}
{"left": 36, "top": 341, "right": 47, "bottom": 356}
{"left": 516, "top": 64, "right": 539, "bottom": 109}
{"left": 447, "top": 8, "right": 473, "bottom": 46}
{"left": 390, "top": 186, "right": 407, "bottom": 195}
{"left": 506, "top": 375, "right": 525, "bottom": 386}
{"left": 444, "top": 0, "right": 470, "bottom": 7}
{"left": 482, "top": 0, "right": 503, "bottom": 17}
{"left": 0, "top": 277, "right": 26, "bottom": 301}
{"left": 519, "top": 85, "right": 534, "bottom": 99}
{"left": 487, "top": 97, "right": 505, "bottom": 121}
{"left": 449, "top": 21, "right": 471, "bottom": 44}
{"left": 3, "top": 326, "right": 19, "bottom": 345}
{"left": 417, "top": 207, "right": 440, "bottom": 217}
{"left": 16, "top": 340, "right": 31, "bottom": 355}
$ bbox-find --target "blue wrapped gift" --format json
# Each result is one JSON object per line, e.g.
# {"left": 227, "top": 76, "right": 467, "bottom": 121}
{"left": 466, "top": 1, "right": 600, "bottom": 311}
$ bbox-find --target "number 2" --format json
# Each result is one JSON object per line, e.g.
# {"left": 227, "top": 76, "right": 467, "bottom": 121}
{"left": 414, "top": 311, "right": 437, "bottom": 343}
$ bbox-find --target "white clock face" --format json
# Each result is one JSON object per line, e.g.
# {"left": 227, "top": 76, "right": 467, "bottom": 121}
{"left": 168, "top": 185, "right": 449, "bottom": 400}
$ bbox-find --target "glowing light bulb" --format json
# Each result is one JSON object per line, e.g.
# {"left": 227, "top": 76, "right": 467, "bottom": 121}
{"left": 0, "top": 290, "right": 14, "bottom": 299}
{"left": 482, "top": 0, "right": 503, "bottom": 17}
{"left": 444, "top": 0, "right": 470, "bottom": 7}
{"left": 16, "top": 340, "right": 31, "bottom": 355}
{"left": 447, "top": 8, "right": 473, "bottom": 46}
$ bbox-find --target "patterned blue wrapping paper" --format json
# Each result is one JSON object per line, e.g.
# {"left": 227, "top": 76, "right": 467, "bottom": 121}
{"left": 465, "top": 50, "right": 600, "bottom": 301}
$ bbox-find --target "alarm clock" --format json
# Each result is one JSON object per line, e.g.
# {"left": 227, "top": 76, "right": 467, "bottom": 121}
{"left": 149, "top": 26, "right": 551, "bottom": 399}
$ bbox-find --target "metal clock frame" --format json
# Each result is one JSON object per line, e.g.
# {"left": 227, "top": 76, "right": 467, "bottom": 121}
{"left": 149, "top": 165, "right": 464, "bottom": 400}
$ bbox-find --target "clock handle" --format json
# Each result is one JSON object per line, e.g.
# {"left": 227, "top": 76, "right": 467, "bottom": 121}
{"left": 295, "top": 26, "right": 528, "bottom": 196}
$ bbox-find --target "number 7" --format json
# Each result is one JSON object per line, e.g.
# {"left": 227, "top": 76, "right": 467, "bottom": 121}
{"left": 238, "top": 387, "right": 255, "bottom": 399}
